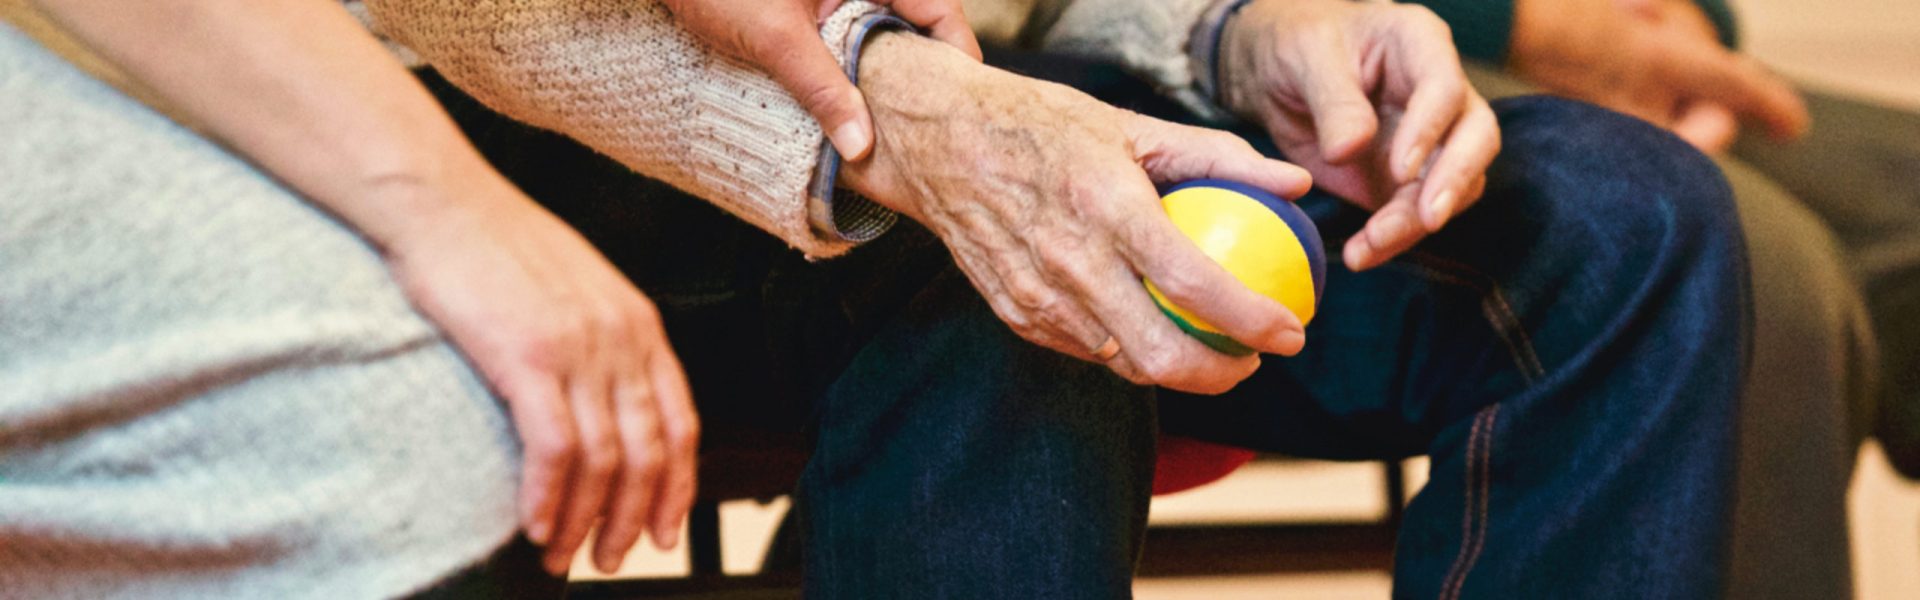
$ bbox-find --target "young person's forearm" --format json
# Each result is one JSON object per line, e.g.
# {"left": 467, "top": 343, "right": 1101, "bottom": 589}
{"left": 29, "top": 0, "right": 506, "bottom": 248}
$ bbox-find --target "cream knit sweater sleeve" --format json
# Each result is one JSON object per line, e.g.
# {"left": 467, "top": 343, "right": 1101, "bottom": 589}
{"left": 363, "top": 0, "right": 896, "bottom": 258}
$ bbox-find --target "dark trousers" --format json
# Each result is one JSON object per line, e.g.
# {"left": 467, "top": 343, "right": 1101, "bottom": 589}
{"left": 417, "top": 50, "right": 1750, "bottom": 598}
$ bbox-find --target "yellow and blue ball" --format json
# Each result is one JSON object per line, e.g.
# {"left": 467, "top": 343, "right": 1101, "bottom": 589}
{"left": 1146, "top": 179, "right": 1326, "bottom": 355}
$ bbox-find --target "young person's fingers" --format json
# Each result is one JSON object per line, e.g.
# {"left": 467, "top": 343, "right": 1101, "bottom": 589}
{"left": 644, "top": 347, "right": 701, "bottom": 550}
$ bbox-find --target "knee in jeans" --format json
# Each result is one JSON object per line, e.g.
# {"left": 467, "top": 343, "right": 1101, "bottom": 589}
{"left": 1489, "top": 96, "right": 1746, "bottom": 278}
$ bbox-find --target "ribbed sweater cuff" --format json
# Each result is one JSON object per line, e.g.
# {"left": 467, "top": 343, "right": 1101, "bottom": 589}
{"left": 807, "top": 13, "right": 911, "bottom": 246}
{"left": 1187, "top": 0, "right": 1253, "bottom": 121}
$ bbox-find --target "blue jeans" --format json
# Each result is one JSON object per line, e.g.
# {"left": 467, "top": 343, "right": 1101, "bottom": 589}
{"left": 424, "top": 56, "right": 1749, "bottom": 597}
{"left": 1161, "top": 103, "right": 1750, "bottom": 598}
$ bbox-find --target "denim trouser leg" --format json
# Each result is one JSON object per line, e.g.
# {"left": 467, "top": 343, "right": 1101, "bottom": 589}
{"left": 417, "top": 67, "right": 1159, "bottom": 598}
{"left": 1158, "top": 98, "right": 1751, "bottom": 599}
{"left": 797, "top": 267, "right": 1157, "bottom": 599}
{"left": 1468, "top": 63, "right": 1863, "bottom": 599}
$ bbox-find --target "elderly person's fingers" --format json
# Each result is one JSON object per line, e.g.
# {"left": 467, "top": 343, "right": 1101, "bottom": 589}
{"left": 1290, "top": 37, "right": 1380, "bottom": 163}
{"left": 1058, "top": 196, "right": 1264, "bottom": 393}
{"left": 1381, "top": 7, "right": 1473, "bottom": 185}
{"left": 1130, "top": 122, "right": 1315, "bottom": 199}
{"left": 1412, "top": 92, "right": 1499, "bottom": 233}
{"left": 1122, "top": 121, "right": 1313, "bottom": 357}
{"left": 1342, "top": 184, "right": 1426, "bottom": 271}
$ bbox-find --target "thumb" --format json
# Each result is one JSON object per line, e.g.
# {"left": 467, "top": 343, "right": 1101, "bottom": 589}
{"left": 755, "top": 28, "right": 877, "bottom": 161}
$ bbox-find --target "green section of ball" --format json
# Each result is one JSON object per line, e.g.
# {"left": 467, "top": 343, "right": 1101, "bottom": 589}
{"left": 1155, "top": 303, "right": 1254, "bottom": 356}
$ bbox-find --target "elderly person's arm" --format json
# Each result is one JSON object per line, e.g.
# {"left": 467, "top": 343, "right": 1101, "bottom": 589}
{"left": 370, "top": 0, "right": 1316, "bottom": 394}
{"left": 27, "top": 0, "right": 701, "bottom": 577}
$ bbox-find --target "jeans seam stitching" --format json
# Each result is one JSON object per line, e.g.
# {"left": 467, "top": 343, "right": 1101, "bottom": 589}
{"left": 1397, "top": 254, "right": 1548, "bottom": 382}
{"left": 1439, "top": 405, "right": 1500, "bottom": 600}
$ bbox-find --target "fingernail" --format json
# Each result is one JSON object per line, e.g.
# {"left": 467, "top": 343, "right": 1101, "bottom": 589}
{"left": 527, "top": 521, "right": 551, "bottom": 546}
{"left": 1401, "top": 147, "right": 1429, "bottom": 182}
{"left": 830, "top": 122, "right": 871, "bottom": 161}
{"left": 544, "top": 552, "right": 570, "bottom": 576}
{"left": 656, "top": 519, "right": 684, "bottom": 550}
{"left": 1425, "top": 190, "right": 1457, "bottom": 232}
{"left": 1278, "top": 329, "right": 1306, "bottom": 355}
{"left": 596, "top": 552, "right": 622, "bottom": 574}
{"left": 1343, "top": 238, "right": 1370, "bottom": 271}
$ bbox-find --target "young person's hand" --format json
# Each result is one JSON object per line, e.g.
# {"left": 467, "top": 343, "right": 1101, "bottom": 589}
{"left": 844, "top": 33, "right": 1313, "bottom": 394}
{"left": 663, "top": 0, "right": 980, "bottom": 160}
{"left": 1509, "top": 0, "right": 1808, "bottom": 153}
{"left": 29, "top": 0, "right": 702, "bottom": 577}
{"left": 1219, "top": 0, "right": 1498, "bottom": 270}
{"left": 379, "top": 174, "right": 700, "bottom": 576}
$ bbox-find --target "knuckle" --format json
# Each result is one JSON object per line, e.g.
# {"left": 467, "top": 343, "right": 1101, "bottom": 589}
{"left": 630, "top": 297, "right": 663, "bottom": 328}
{"left": 1397, "top": 5, "right": 1448, "bottom": 32}
{"left": 1132, "top": 349, "right": 1180, "bottom": 384}
{"left": 529, "top": 432, "right": 579, "bottom": 467}
{"left": 515, "top": 325, "right": 578, "bottom": 371}
{"left": 794, "top": 80, "right": 850, "bottom": 118}
{"left": 1005, "top": 276, "right": 1054, "bottom": 313}
{"left": 633, "top": 443, "right": 667, "bottom": 476}
{"left": 1149, "top": 264, "right": 1205, "bottom": 301}
{"left": 582, "top": 438, "right": 621, "bottom": 478}
{"left": 1033, "top": 238, "right": 1085, "bottom": 275}
{"left": 594, "top": 305, "right": 630, "bottom": 334}
{"left": 670, "top": 421, "right": 702, "bottom": 454}
{"left": 1209, "top": 129, "right": 1257, "bottom": 154}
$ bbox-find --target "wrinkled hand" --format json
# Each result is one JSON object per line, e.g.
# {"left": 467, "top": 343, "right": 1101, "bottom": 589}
{"left": 1510, "top": 0, "right": 1809, "bottom": 152}
{"left": 379, "top": 176, "right": 699, "bottom": 576}
{"left": 1220, "top": 0, "right": 1499, "bottom": 271}
{"left": 663, "top": 0, "right": 981, "bottom": 160}
{"left": 842, "top": 33, "right": 1314, "bottom": 394}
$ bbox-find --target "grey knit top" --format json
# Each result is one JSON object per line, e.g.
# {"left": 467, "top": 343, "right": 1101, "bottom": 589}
{"left": 0, "top": 22, "right": 521, "bottom": 599}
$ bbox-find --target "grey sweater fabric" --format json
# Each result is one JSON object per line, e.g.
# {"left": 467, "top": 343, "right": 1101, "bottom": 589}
{"left": 0, "top": 22, "right": 523, "bottom": 599}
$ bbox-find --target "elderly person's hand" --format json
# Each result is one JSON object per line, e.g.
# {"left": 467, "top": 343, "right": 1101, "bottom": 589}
{"left": 1509, "top": 0, "right": 1809, "bottom": 153}
{"left": 843, "top": 33, "right": 1314, "bottom": 394}
{"left": 1218, "top": 0, "right": 1498, "bottom": 271}
{"left": 663, "top": 0, "right": 981, "bottom": 160}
